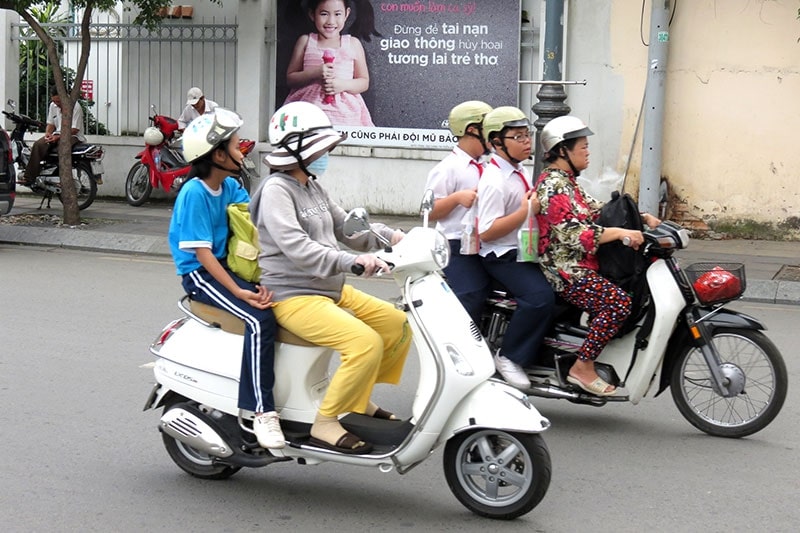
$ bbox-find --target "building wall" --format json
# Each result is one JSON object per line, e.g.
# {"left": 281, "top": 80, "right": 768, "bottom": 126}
{"left": 566, "top": 0, "right": 799, "bottom": 225}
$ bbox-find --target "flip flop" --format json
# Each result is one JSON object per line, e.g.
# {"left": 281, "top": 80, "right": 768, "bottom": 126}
{"left": 567, "top": 374, "right": 617, "bottom": 397}
{"left": 372, "top": 407, "right": 399, "bottom": 421}
{"left": 308, "top": 432, "right": 374, "bottom": 455}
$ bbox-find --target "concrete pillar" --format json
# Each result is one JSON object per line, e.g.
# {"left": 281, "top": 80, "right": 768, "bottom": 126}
{"left": 235, "top": 1, "right": 270, "bottom": 142}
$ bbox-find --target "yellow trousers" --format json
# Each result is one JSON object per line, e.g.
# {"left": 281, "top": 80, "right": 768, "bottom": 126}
{"left": 272, "top": 285, "right": 411, "bottom": 418}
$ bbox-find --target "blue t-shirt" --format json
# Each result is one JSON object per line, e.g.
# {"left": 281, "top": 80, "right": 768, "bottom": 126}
{"left": 168, "top": 177, "right": 250, "bottom": 275}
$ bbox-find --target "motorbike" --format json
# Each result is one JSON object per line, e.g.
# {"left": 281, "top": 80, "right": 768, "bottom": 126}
{"left": 3, "top": 99, "right": 104, "bottom": 210}
{"left": 143, "top": 192, "right": 552, "bottom": 520}
{"left": 125, "top": 105, "right": 257, "bottom": 206}
{"left": 480, "top": 220, "right": 788, "bottom": 438}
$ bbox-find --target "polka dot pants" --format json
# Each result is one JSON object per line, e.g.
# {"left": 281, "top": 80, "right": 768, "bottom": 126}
{"left": 559, "top": 271, "right": 632, "bottom": 361}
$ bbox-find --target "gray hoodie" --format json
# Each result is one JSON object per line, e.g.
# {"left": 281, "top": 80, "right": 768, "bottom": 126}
{"left": 249, "top": 173, "right": 395, "bottom": 302}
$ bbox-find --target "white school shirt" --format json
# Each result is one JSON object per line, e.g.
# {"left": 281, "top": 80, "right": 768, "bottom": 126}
{"left": 476, "top": 156, "right": 531, "bottom": 258}
{"left": 47, "top": 101, "right": 86, "bottom": 142}
{"left": 424, "top": 146, "right": 483, "bottom": 239}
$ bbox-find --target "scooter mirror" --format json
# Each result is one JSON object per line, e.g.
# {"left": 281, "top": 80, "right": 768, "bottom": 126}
{"left": 7, "top": 99, "right": 16, "bottom": 111}
{"left": 343, "top": 207, "right": 370, "bottom": 237}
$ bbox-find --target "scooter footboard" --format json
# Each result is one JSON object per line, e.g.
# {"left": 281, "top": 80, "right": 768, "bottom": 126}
{"left": 437, "top": 381, "right": 550, "bottom": 443}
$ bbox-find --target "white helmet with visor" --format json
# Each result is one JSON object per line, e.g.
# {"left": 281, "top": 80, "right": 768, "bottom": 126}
{"left": 182, "top": 107, "right": 243, "bottom": 163}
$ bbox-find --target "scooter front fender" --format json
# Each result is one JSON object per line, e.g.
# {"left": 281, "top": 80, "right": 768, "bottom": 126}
{"left": 438, "top": 380, "right": 550, "bottom": 444}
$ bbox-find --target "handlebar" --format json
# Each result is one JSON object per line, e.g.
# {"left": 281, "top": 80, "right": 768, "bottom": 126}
{"left": 351, "top": 263, "right": 365, "bottom": 276}
{"left": 2, "top": 110, "right": 45, "bottom": 129}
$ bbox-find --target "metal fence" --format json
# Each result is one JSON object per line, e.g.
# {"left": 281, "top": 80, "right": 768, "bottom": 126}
{"left": 11, "top": 19, "right": 238, "bottom": 136}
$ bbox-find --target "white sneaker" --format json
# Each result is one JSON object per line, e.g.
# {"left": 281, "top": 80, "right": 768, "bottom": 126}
{"left": 254, "top": 411, "right": 285, "bottom": 449}
{"left": 494, "top": 353, "right": 531, "bottom": 390}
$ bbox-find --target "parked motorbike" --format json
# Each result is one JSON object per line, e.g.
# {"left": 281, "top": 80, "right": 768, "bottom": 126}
{"left": 3, "top": 99, "right": 104, "bottom": 210}
{"left": 125, "top": 105, "right": 256, "bottom": 206}
{"left": 143, "top": 192, "right": 552, "bottom": 520}
{"left": 481, "top": 221, "right": 788, "bottom": 438}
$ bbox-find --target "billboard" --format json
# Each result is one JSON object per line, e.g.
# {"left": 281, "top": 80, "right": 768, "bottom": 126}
{"left": 275, "top": 0, "right": 521, "bottom": 149}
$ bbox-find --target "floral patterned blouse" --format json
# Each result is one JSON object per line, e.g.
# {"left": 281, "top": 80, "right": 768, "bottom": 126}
{"left": 534, "top": 167, "right": 605, "bottom": 292}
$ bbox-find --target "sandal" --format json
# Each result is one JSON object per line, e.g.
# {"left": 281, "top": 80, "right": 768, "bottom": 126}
{"left": 372, "top": 407, "right": 399, "bottom": 421}
{"left": 308, "top": 432, "right": 374, "bottom": 455}
{"left": 567, "top": 374, "right": 616, "bottom": 397}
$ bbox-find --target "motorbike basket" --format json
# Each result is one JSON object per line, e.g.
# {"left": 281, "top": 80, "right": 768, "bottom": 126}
{"left": 684, "top": 262, "right": 746, "bottom": 305}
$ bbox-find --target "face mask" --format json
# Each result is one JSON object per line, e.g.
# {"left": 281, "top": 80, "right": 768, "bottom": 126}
{"left": 306, "top": 153, "right": 329, "bottom": 176}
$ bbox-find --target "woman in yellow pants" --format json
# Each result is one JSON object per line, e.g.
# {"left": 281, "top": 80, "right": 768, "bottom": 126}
{"left": 251, "top": 102, "right": 410, "bottom": 454}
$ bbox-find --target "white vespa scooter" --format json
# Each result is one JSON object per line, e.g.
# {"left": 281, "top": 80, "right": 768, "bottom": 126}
{"left": 144, "top": 192, "right": 551, "bottom": 520}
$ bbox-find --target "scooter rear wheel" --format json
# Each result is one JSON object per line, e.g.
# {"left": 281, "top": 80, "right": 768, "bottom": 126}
{"left": 125, "top": 162, "right": 153, "bottom": 207}
{"left": 162, "top": 431, "right": 242, "bottom": 480}
{"left": 443, "top": 429, "right": 550, "bottom": 520}
{"left": 56, "top": 160, "right": 97, "bottom": 210}
{"left": 670, "top": 328, "right": 788, "bottom": 438}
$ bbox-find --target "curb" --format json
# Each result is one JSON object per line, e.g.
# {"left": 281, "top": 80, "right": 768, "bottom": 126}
{"left": 1, "top": 223, "right": 798, "bottom": 306}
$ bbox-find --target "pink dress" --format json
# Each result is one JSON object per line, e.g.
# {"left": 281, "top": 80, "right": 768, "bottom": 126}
{"left": 285, "top": 33, "right": 374, "bottom": 127}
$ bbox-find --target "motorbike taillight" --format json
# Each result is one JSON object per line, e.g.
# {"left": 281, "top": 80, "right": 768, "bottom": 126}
{"left": 153, "top": 317, "right": 188, "bottom": 348}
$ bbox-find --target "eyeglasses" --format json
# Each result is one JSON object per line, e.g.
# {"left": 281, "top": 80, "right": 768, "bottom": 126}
{"left": 206, "top": 108, "right": 243, "bottom": 145}
{"left": 502, "top": 130, "right": 533, "bottom": 143}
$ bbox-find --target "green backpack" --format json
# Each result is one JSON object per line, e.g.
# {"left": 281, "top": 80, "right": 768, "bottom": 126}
{"left": 226, "top": 202, "right": 261, "bottom": 283}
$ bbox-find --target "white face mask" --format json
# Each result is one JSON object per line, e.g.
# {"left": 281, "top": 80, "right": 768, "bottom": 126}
{"left": 306, "top": 153, "right": 329, "bottom": 176}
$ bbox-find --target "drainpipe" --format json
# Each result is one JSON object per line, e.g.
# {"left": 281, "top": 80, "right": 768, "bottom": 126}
{"left": 638, "top": 0, "right": 672, "bottom": 215}
{"left": 531, "top": 0, "right": 570, "bottom": 178}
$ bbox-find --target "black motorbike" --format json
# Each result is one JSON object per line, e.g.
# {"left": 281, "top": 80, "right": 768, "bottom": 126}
{"left": 3, "top": 99, "right": 104, "bottom": 210}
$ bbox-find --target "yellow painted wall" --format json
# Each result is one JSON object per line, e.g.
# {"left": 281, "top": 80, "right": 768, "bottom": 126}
{"left": 607, "top": 0, "right": 799, "bottom": 222}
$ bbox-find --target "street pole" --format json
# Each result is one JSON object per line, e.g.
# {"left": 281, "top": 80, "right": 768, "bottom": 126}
{"left": 531, "top": 0, "right": 570, "bottom": 178}
{"left": 638, "top": 0, "right": 672, "bottom": 215}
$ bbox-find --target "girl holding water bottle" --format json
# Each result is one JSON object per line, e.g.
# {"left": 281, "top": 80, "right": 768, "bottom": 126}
{"left": 284, "top": 0, "right": 376, "bottom": 126}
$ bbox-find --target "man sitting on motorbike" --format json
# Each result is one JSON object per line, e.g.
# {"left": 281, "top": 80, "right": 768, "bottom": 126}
{"left": 250, "top": 101, "right": 411, "bottom": 455}
{"left": 534, "top": 116, "right": 660, "bottom": 396}
{"left": 177, "top": 87, "right": 219, "bottom": 130}
{"left": 19, "top": 89, "right": 85, "bottom": 186}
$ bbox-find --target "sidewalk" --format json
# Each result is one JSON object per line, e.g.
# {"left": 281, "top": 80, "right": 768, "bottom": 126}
{"left": 2, "top": 195, "right": 799, "bottom": 305}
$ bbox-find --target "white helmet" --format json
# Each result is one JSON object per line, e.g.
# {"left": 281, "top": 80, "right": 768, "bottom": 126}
{"left": 143, "top": 126, "right": 164, "bottom": 146}
{"left": 265, "top": 102, "right": 346, "bottom": 171}
{"left": 182, "top": 107, "right": 243, "bottom": 163}
{"left": 540, "top": 115, "right": 594, "bottom": 153}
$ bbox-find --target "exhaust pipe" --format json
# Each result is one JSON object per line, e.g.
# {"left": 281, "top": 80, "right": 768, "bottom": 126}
{"left": 159, "top": 407, "right": 234, "bottom": 458}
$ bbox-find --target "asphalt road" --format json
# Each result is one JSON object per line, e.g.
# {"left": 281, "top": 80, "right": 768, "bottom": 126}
{"left": 2, "top": 245, "right": 798, "bottom": 532}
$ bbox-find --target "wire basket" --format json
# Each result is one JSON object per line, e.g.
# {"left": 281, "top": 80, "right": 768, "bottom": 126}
{"left": 684, "top": 262, "right": 746, "bottom": 305}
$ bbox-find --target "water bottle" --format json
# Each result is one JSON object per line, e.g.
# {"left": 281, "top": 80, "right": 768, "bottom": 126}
{"left": 460, "top": 205, "right": 479, "bottom": 255}
{"left": 517, "top": 199, "right": 539, "bottom": 262}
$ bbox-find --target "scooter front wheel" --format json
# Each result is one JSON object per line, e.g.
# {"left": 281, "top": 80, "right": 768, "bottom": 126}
{"left": 443, "top": 429, "right": 551, "bottom": 520}
{"left": 670, "top": 328, "right": 788, "bottom": 438}
{"left": 125, "top": 162, "right": 153, "bottom": 207}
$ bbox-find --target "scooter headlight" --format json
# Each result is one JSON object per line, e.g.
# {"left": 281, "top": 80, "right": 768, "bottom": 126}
{"left": 432, "top": 230, "right": 450, "bottom": 269}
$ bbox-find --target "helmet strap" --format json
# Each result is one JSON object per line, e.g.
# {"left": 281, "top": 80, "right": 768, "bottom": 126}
{"left": 559, "top": 146, "right": 581, "bottom": 177}
{"left": 282, "top": 132, "right": 317, "bottom": 180}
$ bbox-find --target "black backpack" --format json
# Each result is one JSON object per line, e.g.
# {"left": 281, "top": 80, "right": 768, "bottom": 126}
{"left": 596, "top": 191, "right": 646, "bottom": 291}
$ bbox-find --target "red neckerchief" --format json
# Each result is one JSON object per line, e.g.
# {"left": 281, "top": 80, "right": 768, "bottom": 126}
{"left": 490, "top": 158, "right": 529, "bottom": 191}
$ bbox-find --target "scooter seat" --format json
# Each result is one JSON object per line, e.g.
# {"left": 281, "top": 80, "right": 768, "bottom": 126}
{"left": 189, "top": 299, "right": 316, "bottom": 347}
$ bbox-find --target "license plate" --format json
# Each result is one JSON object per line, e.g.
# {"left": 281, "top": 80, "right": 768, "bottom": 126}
{"left": 90, "top": 160, "right": 104, "bottom": 175}
{"left": 242, "top": 158, "right": 256, "bottom": 170}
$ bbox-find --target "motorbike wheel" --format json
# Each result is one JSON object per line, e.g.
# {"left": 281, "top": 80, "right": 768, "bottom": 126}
{"left": 160, "top": 402, "right": 242, "bottom": 480}
{"left": 57, "top": 161, "right": 97, "bottom": 210}
{"left": 670, "top": 328, "right": 788, "bottom": 438}
{"left": 443, "top": 429, "right": 551, "bottom": 520}
{"left": 125, "top": 162, "right": 153, "bottom": 207}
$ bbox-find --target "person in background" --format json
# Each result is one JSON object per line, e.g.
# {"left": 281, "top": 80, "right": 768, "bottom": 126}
{"left": 168, "top": 108, "right": 285, "bottom": 449}
{"left": 477, "top": 106, "right": 556, "bottom": 390}
{"left": 534, "top": 115, "right": 660, "bottom": 396}
{"left": 251, "top": 101, "right": 410, "bottom": 454}
{"left": 177, "top": 87, "right": 219, "bottom": 130}
{"left": 19, "top": 89, "right": 85, "bottom": 186}
{"left": 424, "top": 100, "right": 493, "bottom": 324}
{"left": 284, "top": 0, "right": 378, "bottom": 126}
